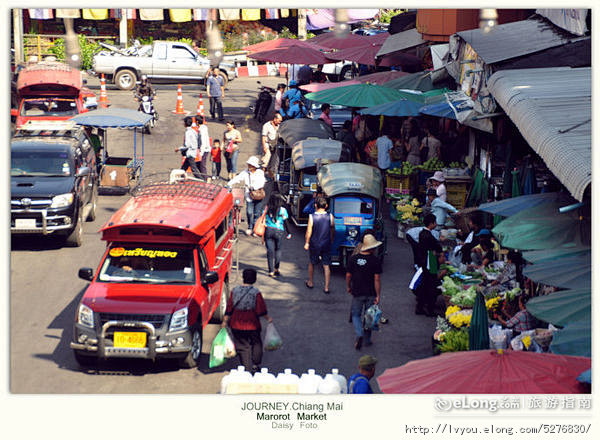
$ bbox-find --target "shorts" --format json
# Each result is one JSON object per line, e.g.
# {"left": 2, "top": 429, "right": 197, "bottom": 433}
{"left": 309, "top": 246, "right": 332, "bottom": 266}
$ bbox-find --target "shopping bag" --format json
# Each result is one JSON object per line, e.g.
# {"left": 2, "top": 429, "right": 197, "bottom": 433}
{"left": 209, "top": 328, "right": 229, "bottom": 368}
{"left": 263, "top": 322, "right": 282, "bottom": 351}
{"left": 226, "top": 140, "right": 235, "bottom": 154}
{"left": 364, "top": 304, "right": 383, "bottom": 331}
{"left": 224, "top": 328, "right": 237, "bottom": 359}
{"left": 253, "top": 208, "right": 267, "bottom": 237}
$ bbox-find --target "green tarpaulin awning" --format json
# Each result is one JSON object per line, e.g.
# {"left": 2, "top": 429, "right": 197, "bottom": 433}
{"left": 550, "top": 320, "right": 591, "bottom": 358}
{"left": 382, "top": 70, "right": 435, "bottom": 91}
{"left": 522, "top": 253, "right": 591, "bottom": 290}
{"left": 477, "top": 193, "right": 571, "bottom": 218}
{"left": 526, "top": 289, "right": 591, "bottom": 327}
{"left": 522, "top": 246, "right": 591, "bottom": 263}
{"left": 305, "top": 83, "right": 413, "bottom": 108}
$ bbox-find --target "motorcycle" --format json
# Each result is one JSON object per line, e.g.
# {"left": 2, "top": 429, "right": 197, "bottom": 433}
{"left": 250, "top": 81, "right": 276, "bottom": 123}
{"left": 134, "top": 91, "right": 158, "bottom": 134}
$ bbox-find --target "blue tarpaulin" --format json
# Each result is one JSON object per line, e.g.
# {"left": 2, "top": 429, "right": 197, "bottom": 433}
{"left": 523, "top": 253, "right": 591, "bottom": 290}
{"left": 577, "top": 368, "right": 591, "bottom": 384}
{"left": 478, "top": 193, "right": 569, "bottom": 217}
{"left": 419, "top": 101, "right": 457, "bottom": 119}
{"left": 70, "top": 108, "right": 153, "bottom": 128}
{"left": 550, "top": 320, "right": 591, "bottom": 358}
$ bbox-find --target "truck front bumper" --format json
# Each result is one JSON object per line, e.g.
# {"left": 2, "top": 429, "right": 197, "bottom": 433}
{"left": 11, "top": 208, "right": 74, "bottom": 235}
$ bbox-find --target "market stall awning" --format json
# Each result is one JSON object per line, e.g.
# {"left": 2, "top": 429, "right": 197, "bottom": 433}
{"left": 377, "top": 349, "right": 590, "bottom": 394}
{"left": 522, "top": 253, "right": 591, "bottom": 290}
{"left": 305, "top": 83, "right": 412, "bottom": 108}
{"left": 299, "top": 70, "right": 409, "bottom": 93}
{"left": 526, "top": 288, "right": 590, "bottom": 327}
{"left": 477, "top": 192, "right": 572, "bottom": 217}
{"left": 70, "top": 108, "right": 152, "bottom": 128}
{"left": 382, "top": 70, "right": 434, "bottom": 91}
{"left": 243, "top": 37, "right": 328, "bottom": 53}
{"left": 359, "top": 91, "right": 447, "bottom": 117}
{"left": 277, "top": 118, "right": 334, "bottom": 148}
{"left": 488, "top": 67, "right": 591, "bottom": 201}
{"left": 577, "top": 369, "right": 591, "bottom": 384}
{"left": 419, "top": 101, "right": 456, "bottom": 119}
{"left": 522, "top": 246, "right": 591, "bottom": 264}
{"left": 550, "top": 320, "right": 591, "bottom": 358}
{"left": 307, "top": 32, "right": 367, "bottom": 50}
{"left": 248, "top": 46, "right": 335, "bottom": 65}
{"left": 491, "top": 201, "right": 586, "bottom": 251}
{"left": 376, "top": 28, "right": 426, "bottom": 58}
{"left": 291, "top": 139, "right": 351, "bottom": 170}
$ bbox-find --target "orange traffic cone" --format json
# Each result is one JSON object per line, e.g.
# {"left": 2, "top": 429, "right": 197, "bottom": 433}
{"left": 196, "top": 93, "right": 206, "bottom": 123}
{"left": 99, "top": 74, "right": 110, "bottom": 108}
{"left": 172, "top": 84, "right": 188, "bottom": 115}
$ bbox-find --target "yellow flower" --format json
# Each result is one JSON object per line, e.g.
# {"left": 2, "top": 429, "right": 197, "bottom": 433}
{"left": 445, "top": 305, "right": 461, "bottom": 318}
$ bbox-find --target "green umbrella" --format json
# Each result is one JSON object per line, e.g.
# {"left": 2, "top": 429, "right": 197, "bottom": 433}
{"left": 522, "top": 253, "right": 591, "bottom": 290}
{"left": 523, "top": 246, "right": 591, "bottom": 263}
{"left": 492, "top": 202, "right": 584, "bottom": 251}
{"left": 550, "top": 320, "right": 591, "bottom": 358}
{"left": 304, "top": 83, "right": 414, "bottom": 108}
{"left": 382, "top": 70, "right": 435, "bottom": 91}
{"left": 526, "top": 288, "right": 591, "bottom": 327}
{"left": 468, "top": 291, "right": 490, "bottom": 350}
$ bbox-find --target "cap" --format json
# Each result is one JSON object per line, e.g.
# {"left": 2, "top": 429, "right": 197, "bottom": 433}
{"left": 289, "top": 80, "right": 298, "bottom": 86}
{"left": 476, "top": 228, "right": 491, "bottom": 237}
{"left": 431, "top": 171, "right": 445, "bottom": 182}
{"left": 246, "top": 156, "right": 261, "bottom": 168}
{"left": 361, "top": 234, "right": 382, "bottom": 251}
{"left": 358, "top": 355, "right": 378, "bottom": 369}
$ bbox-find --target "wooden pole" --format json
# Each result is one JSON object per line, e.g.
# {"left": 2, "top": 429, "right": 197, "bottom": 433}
{"left": 297, "top": 9, "right": 307, "bottom": 40}
{"left": 12, "top": 9, "right": 24, "bottom": 65}
{"left": 119, "top": 9, "right": 128, "bottom": 47}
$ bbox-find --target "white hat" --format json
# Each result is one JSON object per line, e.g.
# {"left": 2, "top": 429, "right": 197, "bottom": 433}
{"left": 246, "top": 156, "right": 261, "bottom": 168}
{"left": 431, "top": 171, "right": 445, "bottom": 182}
{"left": 361, "top": 234, "right": 382, "bottom": 251}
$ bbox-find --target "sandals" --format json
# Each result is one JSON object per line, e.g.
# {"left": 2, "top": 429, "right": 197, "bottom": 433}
{"left": 304, "top": 281, "right": 314, "bottom": 289}
{"left": 323, "top": 289, "right": 331, "bottom": 294}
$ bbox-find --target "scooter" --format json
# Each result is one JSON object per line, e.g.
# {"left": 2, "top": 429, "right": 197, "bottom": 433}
{"left": 250, "top": 81, "right": 276, "bottom": 123}
{"left": 134, "top": 91, "right": 158, "bottom": 134}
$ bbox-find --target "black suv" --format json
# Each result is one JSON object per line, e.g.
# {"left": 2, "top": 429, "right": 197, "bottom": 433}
{"left": 11, "top": 123, "right": 99, "bottom": 247}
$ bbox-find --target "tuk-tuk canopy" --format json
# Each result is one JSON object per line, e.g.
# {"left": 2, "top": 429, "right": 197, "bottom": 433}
{"left": 292, "top": 139, "right": 351, "bottom": 170}
{"left": 318, "top": 163, "right": 382, "bottom": 199}
{"left": 17, "top": 62, "right": 82, "bottom": 95}
{"left": 70, "top": 108, "right": 153, "bottom": 128}
{"left": 278, "top": 118, "right": 334, "bottom": 147}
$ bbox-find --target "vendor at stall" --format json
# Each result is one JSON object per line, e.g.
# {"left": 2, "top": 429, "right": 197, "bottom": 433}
{"left": 425, "top": 188, "right": 458, "bottom": 230}
{"left": 406, "top": 226, "right": 440, "bottom": 268}
{"left": 457, "top": 214, "right": 484, "bottom": 264}
{"left": 429, "top": 171, "right": 447, "bottom": 202}
{"left": 468, "top": 238, "right": 495, "bottom": 269}
{"left": 494, "top": 295, "right": 537, "bottom": 334}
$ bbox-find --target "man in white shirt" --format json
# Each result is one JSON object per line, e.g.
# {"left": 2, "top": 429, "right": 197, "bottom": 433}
{"left": 195, "top": 118, "right": 211, "bottom": 178}
{"left": 175, "top": 116, "right": 202, "bottom": 179}
{"left": 376, "top": 131, "right": 393, "bottom": 181}
{"left": 261, "top": 113, "right": 283, "bottom": 174}
{"left": 227, "top": 156, "right": 267, "bottom": 235}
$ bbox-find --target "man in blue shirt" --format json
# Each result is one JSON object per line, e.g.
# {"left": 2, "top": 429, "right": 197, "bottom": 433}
{"left": 426, "top": 188, "right": 458, "bottom": 229}
{"left": 348, "top": 355, "right": 378, "bottom": 394}
{"left": 207, "top": 67, "right": 225, "bottom": 121}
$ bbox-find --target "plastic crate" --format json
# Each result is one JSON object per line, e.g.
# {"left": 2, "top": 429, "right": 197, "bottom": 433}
{"left": 386, "top": 174, "right": 413, "bottom": 192}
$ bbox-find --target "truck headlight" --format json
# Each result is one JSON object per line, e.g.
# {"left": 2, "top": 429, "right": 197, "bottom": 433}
{"left": 51, "top": 193, "right": 74, "bottom": 208}
{"left": 348, "top": 228, "right": 359, "bottom": 239}
{"left": 169, "top": 308, "right": 188, "bottom": 332}
{"left": 77, "top": 304, "right": 94, "bottom": 328}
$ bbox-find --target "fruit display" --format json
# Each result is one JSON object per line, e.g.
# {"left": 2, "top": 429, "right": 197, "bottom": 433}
{"left": 448, "top": 161, "right": 466, "bottom": 169}
{"left": 393, "top": 197, "right": 422, "bottom": 224}
{"left": 438, "top": 328, "right": 469, "bottom": 352}
{"left": 418, "top": 157, "right": 445, "bottom": 172}
{"left": 388, "top": 161, "right": 418, "bottom": 176}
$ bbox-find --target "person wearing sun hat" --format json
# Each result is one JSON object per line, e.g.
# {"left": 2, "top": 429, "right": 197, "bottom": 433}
{"left": 227, "top": 156, "right": 266, "bottom": 236}
{"left": 430, "top": 170, "right": 447, "bottom": 202}
{"left": 348, "top": 355, "right": 378, "bottom": 394}
{"left": 346, "top": 234, "right": 383, "bottom": 350}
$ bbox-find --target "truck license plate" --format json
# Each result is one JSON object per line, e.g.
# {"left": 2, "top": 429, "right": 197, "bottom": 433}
{"left": 343, "top": 217, "right": 363, "bottom": 226}
{"left": 15, "top": 218, "right": 37, "bottom": 229}
{"left": 114, "top": 332, "right": 147, "bottom": 348}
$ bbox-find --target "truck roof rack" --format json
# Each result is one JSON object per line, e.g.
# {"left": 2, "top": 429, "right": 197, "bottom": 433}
{"left": 14, "top": 120, "right": 83, "bottom": 140}
{"left": 132, "top": 180, "right": 223, "bottom": 201}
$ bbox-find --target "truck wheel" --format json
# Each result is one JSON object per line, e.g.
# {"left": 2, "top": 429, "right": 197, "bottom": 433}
{"left": 86, "top": 186, "right": 98, "bottom": 222}
{"left": 74, "top": 350, "right": 97, "bottom": 367}
{"left": 211, "top": 279, "right": 230, "bottom": 323}
{"left": 114, "top": 69, "right": 137, "bottom": 90}
{"left": 339, "top": 65, "right": 352, "bottom": 82}
{"left": 65, "top": 210, "right": 83, "bottom": 247}
{"left": 179, "top": 324, "right": 203, "bottom": 369}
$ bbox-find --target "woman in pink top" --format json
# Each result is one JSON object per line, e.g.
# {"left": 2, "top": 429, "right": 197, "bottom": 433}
{"left": 274, "top": 83, "right": 286, "bottom": 112}
{"left": 319, "top": 103, "right": 333, "bottom": 127}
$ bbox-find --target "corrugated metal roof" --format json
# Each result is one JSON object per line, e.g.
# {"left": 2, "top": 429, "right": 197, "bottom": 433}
{"left": 488, "top": 67, "right": 591, "bottom": 201}
{"left": 457, "top": 18, "right": 586, "bottom": 64}
{"left": 376, "top": 28, "right": 425, "bottom": 57}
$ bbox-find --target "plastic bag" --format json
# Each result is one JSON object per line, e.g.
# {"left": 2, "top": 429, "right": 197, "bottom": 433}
{"left": 489, "top": 324, "right": 511, "bottom": 349}
{"left": 364, "top": 304, "right": 383, "bottom": 331}
{"left": 209, "top": 328, "right": 230, "bottom": 368}
{"left": 224, "top": 328, "right": 237, "bottom": 359}
{"left": 263, "top": 322, "right": 283, "bottom": 351}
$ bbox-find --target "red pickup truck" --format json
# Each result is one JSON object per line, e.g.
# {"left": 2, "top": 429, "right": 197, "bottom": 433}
{"left": 72, "top": 178, "right": 237, "bottom": 368}
{"left": 12, "top": 62, "right": 97, "bottom": 128}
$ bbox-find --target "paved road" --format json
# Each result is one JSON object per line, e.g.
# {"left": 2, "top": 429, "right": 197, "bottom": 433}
{"left": 10, "top": 75, "right": 438, "bottom": 394}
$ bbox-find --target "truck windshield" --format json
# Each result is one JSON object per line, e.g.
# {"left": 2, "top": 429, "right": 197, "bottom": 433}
{"left": 98, "top": 245, "right": 196, "bottom": 284}
{"left": 333, "top": 197, "right": 374, "bottom": 217}
{"left": 21, "top": 98, "right": 78, "bottom": 117}
{"left": 11, "top": 151, "right": 72, "bottom": 177}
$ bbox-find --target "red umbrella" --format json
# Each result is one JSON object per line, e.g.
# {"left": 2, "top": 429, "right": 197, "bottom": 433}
{"left": 248, "top": 47, "right": 336, "bottom": 65}
{"left": 300, "top": 71, "right": 409, "bottom": 93}
{"left": 363, "top": 32, "right": 391, "bottom": 45}
{"left": 243, "top": 38, "right": 328, "bottom": 53}
{"left": 307, "top": 32, "right": 367, "bottom": 50}
{"left": 377, "top": 349, "right": 591, "bottom": 394}
{"left": 326, "top": 43, "right": 383, "bottom": 66}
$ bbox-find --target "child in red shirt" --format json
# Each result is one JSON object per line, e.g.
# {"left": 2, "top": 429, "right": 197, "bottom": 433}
{"left": 211, "top": 139, "right": 222, "bottom": 180}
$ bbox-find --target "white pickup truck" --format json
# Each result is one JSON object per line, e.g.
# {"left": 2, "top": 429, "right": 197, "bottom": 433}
{"left": 92, "top": 40, "right": 237, "bottom": 90}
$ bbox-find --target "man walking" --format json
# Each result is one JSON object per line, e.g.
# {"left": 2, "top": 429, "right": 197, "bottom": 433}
{"left": 175, "top": 116, "right": 202, "bottom": 179}
{"left": 195, "top": 117, "right": 211, "bottom": 178}
{"left": 346, "top": 234, "right": 382, "bottom": 349}
{"left": 348, "top": 355, "right": 378, "bottom": 394}
{"left": 416, "top": 213, "right": 447, "bottom": 316}
{"left": 207, "top": 67, "right": 225, "bottom": 121}
{"left": 261, "top": 113, "right": 283, "bottom": 175}
{"left": 304, "top": 197, "right": 334, "bottom": 294}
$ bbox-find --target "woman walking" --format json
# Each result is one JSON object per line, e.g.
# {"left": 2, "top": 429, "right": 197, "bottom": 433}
{"left": 404, "top": 118, "right": 422, "bottom": 165}
{"left": 224, "top": 120, "right": 243, "bottom": 179}
{"left": 227, "top": 156, "right": 266, "bottom": 236}
{"left": 222, "top": 268, "right": 273, "bottom": 374}
{"left": 263, "top": 193, "right": 289, "bottom": 277}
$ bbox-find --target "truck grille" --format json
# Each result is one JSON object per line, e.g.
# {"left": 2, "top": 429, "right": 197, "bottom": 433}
{"left": 11, "top": 198, "right": 52, "bottom": 209}
{"left": 99, "top": 313, "right": 167, "bottom": 329}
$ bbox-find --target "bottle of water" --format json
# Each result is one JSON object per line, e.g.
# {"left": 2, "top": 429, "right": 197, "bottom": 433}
{"left": 298, "top": 369, "right": 323, "bottom": 394}
{"left": 330, "top": 368, "right": 348, "bottom": 394}
{"left": 276, "top": 368, "right": 300, "bottom": 385}
{"left": 253, "top": 367, "right": 276, "bottom": 384}
{"left": 318, "top": 373, "right": 342, "bottom": 394}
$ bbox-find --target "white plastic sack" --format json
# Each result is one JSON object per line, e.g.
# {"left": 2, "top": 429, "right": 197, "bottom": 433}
{"left": 489, "top": 324, "right": 511, "bottom": 349}
{"left": 364, "top": 304, "right": 382, "bottom": 331}
{"left": 263, "top": 322, "right": 283, "bottom": 351}
{"left": 224, "top": 328, "right": 237, "bottom": 359}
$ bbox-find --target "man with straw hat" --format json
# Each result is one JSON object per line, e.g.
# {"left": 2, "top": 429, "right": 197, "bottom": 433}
{"left": 346, "top": 234, "right": 383, "bottom": 350}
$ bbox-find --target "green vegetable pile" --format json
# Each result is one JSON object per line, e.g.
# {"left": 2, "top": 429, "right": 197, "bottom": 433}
{"left": 439, "top": 328, "right": 469, "bottom": 353}
{"left": 505, "top": 287, "right": 521, "bottom": 301}
{"left": 388, "top": 162, "right": 417, "bottom": 176}
{"left": 440, "top": 264, "right": 458, "bottom": 274}
{"left": 450, "top": 286, "right": 477, "bottom": 307}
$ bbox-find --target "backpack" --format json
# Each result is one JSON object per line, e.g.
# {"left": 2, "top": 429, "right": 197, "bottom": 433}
{"left": 348, "top": 375, "right": 369, "bottom": 394}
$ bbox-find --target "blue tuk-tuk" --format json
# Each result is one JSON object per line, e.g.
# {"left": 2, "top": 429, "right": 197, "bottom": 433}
{"left": 317, "top": 162, "right": 386, "bottom": 268}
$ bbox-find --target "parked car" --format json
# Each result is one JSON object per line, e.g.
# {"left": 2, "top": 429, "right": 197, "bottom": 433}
{"left": 11, "top": 121, "right": 99, "bottom": 247}
{"left": 71, "top": 176, "right": 236, "bottom": 368}
{"left": 92, "top": 40, "right": 237, "bottom": 90}
{"left": 307, "top": 101, "right": 353, "bottom": 131}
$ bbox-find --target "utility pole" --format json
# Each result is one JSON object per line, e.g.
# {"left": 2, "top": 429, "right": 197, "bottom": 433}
{"left": 119, "top": 9, "right": 128, "bottom": 47}
{"left": 12, "top": 9, "right": 24, "bottom": 65}
{"left": 298, "top": 9, "right": 307, "bottom": 40}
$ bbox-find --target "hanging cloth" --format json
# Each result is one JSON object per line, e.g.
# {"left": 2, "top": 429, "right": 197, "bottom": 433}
{"left": 219, "top": 9, "right": 240, "bottom": 20}
{"left": 193, "top": 9, "right": 209, "bottom": 21}
{"left": 265, "top": 9, "right": 279, "bottom": 19}
{"left": 28, "top": 9, "right": 54, "bottom": 20}
{"left": 110, "top": 9, "right": 122, "bottom": 19}
{"left": 83, "top": 9, "right": 109, "bottom": 20}
{"left": 241, "top": 9, "right": 261, "bottom": 21}
{"left": 125, "top": 9, "right": 137, "bottom": 20}
{"left": 56, "top": 9, "right": 80, "bottom": 19}
{"left": 169, "top": 9, "right": 192, "bottom": 22}
{"left": 139, "top": 9, "right": 164, "bottom": 21}
{"left": 280, "top": 9, "right": 290, "bottom": 18}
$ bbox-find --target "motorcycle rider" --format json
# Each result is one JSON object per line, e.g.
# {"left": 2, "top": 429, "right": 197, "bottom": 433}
{"left": 279, "top": 80, "right": 306, "bottom": 120}
{"left": 135, "top": 75, "right": 155, "bottom": 99}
